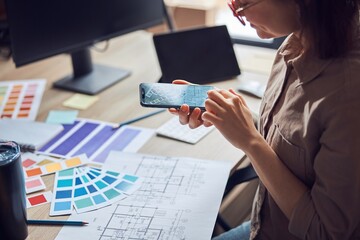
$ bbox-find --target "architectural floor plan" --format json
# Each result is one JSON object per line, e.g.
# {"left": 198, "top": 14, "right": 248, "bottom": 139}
{"left": 56, "top": 151, "right": 232, "bottom": 240}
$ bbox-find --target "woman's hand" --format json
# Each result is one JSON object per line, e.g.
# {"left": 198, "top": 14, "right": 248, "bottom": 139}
{"left": 202, "top": 88, "right": 262, "bottom": 152}
{"left": 168, "top": 79, "right": 213, "bottom": 129}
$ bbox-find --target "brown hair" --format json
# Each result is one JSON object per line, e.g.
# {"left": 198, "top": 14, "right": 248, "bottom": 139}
{"left": 295, "top": 0, "right": 359, "bottom": 59}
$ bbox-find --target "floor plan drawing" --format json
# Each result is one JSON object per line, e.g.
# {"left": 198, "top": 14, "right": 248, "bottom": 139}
{"left": 98, "top": 204, "right": 187, "bottom": 240}
{"left": 56, "top": 152, "right": 232, "bottom": 240}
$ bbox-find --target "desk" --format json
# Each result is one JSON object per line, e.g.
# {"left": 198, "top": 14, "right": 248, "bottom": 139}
{"left": 0, "top": 30, "right": 274, "bottom": 239}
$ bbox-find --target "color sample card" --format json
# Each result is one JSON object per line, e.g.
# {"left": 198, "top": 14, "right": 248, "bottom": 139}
{"left": 21, "top": 152, "right": 62, "bottom": 169}
{"left": 38, "top": 118, "right": 154, "bottom": 163}
{"left": 50, "top": 166, "right": 142, "bottom": 216}
{"left": 24, "top": 154, "right": 88, "bottom": 178}
{"left": 50, "top": 168, "right": 76, "bottom": 216}
{"left": 26, "top": 191, "right": 52, "bottom": 208}
{"left": 22, "top": 152, "right": 40, "bottom": 169}
{"left": 63, "top": 94, "right": 99, "bottom": 110}
{"left": 0, "top": 79, "right": 46, "bottom": 120}
{"left": 25, "top": 176, "right": 46, "bottom": 194}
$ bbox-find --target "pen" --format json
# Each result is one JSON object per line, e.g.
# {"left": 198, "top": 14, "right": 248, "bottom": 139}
{"left": 27, "top": 219, "right": 88, "bottom": 226}
{"left": 112, "top": 109, "right": 166, "bottom": 129}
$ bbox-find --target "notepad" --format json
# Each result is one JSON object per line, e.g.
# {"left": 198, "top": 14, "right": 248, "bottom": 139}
{"left": 156, "top": 117, "right": 214, "bottom": 144}
{"left": 0, "top": 119, "right": 64, "bottom": 149}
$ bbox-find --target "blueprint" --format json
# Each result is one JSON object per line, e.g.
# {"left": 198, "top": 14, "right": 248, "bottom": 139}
{"left": 56, "top": 151, "right": 232, "bottom": 240}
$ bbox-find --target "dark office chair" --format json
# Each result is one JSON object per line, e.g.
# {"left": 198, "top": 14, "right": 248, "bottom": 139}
{"left": 215, "top": 163, "right": 259, "bottom": 232}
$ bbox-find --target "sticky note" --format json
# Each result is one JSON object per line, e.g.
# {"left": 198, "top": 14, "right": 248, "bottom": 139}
{"left": 46, "top": 110, "right": 78, "bottom": 124}
{"left": 63, "top": 94, "right": 99, "bottom": 110}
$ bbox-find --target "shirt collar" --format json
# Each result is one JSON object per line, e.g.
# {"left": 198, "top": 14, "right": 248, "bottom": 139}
{"left": 278, "top": 34, "right": 332, "bottom": 85}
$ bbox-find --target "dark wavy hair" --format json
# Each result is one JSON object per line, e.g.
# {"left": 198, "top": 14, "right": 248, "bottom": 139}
{"left": 295, "top": 0, "right": 360, "bottom": 59}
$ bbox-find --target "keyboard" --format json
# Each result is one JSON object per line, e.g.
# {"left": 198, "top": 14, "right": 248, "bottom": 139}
{"left": 156, "top": 117, "right": 214, "bottom": 144}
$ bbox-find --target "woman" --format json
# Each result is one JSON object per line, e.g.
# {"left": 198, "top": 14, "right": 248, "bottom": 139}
{"left": 170, "top": 0, "right": 360, "bottom": 239}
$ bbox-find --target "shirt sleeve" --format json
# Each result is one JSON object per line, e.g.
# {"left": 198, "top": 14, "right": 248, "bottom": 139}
{"left": 288, "top": 97, "right": 360, "bottom": 239}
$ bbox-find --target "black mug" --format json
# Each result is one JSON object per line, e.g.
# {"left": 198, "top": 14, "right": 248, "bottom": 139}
{"left": 0, "top": 141, "right": 28, "bottom": 240}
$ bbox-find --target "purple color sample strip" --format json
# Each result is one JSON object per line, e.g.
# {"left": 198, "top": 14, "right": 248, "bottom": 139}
{"left": 73, "top": 126, "right": 116, "bottom": 157}
{"left": 93, "top": 128, "right": 140, "bottom": 163}
{"left": 40, "top": 121, "right": 80, "bottom": 151}
{"left": 51, "top": 122, "right": 98, "bottom": 155}
{"left": 39, "top": 119, "right": 146, "bottom": 163}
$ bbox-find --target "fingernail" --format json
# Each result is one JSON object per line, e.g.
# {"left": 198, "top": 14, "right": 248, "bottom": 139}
{"left": 181, "top": 105, "right": 187, "bottom": 112}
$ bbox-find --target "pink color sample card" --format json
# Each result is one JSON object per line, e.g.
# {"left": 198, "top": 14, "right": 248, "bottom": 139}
{"left": 25, "top": 176, "right": 46, "bottom": 194}
{"left": 0, "top": 79, "right": 46, "bottom": 120}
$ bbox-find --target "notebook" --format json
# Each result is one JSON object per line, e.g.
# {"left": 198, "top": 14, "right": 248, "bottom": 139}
{"left": 156, "top": 117, "right": 214, "bottom": 144}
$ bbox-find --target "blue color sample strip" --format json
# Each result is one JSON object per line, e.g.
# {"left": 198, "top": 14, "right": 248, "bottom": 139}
{"left": 50, "top": 168, "right": 75, "bottom": 216}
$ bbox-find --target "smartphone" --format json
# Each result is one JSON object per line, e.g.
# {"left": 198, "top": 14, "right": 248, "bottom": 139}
{"left": 139, "top": 83, "right": 214, "bottom": 110}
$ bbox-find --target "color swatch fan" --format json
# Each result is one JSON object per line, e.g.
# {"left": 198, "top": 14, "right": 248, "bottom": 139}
{"left": 50, "top": 166, "right": 142, "bottom": 216}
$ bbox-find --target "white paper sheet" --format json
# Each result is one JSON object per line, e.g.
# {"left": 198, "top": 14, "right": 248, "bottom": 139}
{"left": 56, "top": 151, "right": 232, "bottom": 240}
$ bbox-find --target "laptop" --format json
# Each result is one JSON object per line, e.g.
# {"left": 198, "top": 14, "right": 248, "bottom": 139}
{"left": 153, "top": 25, "right": 241, "bottom": 84}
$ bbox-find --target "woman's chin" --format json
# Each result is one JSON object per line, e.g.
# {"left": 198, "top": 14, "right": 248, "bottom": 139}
{"left": 255, "top": 29, "right": 277, "bottom": 39}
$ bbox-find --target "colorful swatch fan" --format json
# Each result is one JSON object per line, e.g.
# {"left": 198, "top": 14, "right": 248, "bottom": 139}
{"left": 50, "top": 166, "right": 142, "bottom": 216}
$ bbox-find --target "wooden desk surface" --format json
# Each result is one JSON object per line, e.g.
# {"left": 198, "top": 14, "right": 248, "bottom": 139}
{"left": 0, "top": 30, "right": 269, "bottom": 239}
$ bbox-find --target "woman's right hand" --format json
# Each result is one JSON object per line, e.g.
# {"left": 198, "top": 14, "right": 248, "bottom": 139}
{"left": 168, "top": 79, "right": 213, "bottom": 129}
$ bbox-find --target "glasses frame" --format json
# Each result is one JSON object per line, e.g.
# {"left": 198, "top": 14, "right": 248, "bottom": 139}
{"left": 227, "top": 0, "right": 264, "bottom": 26}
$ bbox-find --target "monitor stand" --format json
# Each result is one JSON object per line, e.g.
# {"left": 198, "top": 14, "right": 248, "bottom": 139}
{"left": 53, "top": 48, "right": 130, "bottom": 95}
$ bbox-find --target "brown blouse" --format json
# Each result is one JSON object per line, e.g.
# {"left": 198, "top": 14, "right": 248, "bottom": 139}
{"left": 250, "top": 33, "right": 360, "bottom": 239}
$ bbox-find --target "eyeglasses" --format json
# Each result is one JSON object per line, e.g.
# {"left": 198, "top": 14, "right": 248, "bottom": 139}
{"left": 227, "top": 0, "right": 264, "bottom": 26}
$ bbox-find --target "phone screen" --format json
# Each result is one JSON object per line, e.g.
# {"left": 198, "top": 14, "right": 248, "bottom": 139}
{"left": 140, "top": 83, "right": 214, "bottom": 110}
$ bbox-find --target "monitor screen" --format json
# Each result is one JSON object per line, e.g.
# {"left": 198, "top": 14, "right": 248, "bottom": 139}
{"left": 4, "top": 0, "right": 165, "bottom": 95}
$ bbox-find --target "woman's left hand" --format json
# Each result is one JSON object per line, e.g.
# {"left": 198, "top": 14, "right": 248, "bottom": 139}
{"left": 202, "top": 88, "right": 261, "bottom": 152}
{"left": 168, "top": 79, "right": 213, "bottom": 129}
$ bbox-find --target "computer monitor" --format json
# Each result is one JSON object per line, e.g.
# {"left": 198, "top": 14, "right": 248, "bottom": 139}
{"left": 4, "top": 0, "right": 165, "bottom": 95}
